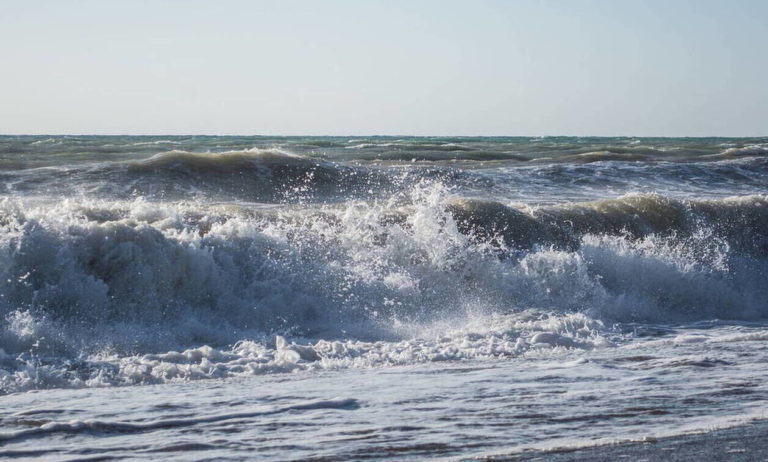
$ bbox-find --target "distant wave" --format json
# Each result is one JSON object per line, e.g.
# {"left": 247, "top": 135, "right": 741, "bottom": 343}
{"left": 531, "top": 151, "right": 652, "bottom": 164}
{"left": 122, "top": 148, "right": 392, "bottom": 201}
{"left": 1, "top": 136, "right": 767, "bottom": 170}
{"left": 702, "top": 144, "right": 768, "bottom": 160}
{"left": 345, "top": 141, "right": 476, "bottom": 152}
{"left": 0, "top": 145, "right": 767, "bottom": 206}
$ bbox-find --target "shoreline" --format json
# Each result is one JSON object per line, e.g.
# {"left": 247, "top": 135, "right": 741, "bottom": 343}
{"left": 486, "top": 419, "right": 768, "bottom": 461}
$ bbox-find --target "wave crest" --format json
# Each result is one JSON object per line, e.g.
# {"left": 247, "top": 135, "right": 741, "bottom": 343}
{"left": 1, "top": 186, "right": 767, "bottom": 393}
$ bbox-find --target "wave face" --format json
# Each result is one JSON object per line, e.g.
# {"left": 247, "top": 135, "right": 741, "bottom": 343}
{"left": 1, "top": 135, "right": 767, "bottom": 393}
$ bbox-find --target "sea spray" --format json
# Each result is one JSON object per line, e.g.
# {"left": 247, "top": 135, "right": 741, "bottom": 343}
{"left": 1, "top": 135, "right": 767, "bottom": 393}
{"left": 1, "top": 186, "right": 766, "bottom": 392}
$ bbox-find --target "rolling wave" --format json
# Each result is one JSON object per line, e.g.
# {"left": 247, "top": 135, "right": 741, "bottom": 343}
{"left": 450, "top": 194, "right": 768, "bottom": 254}
{"left": 0, "top": 186, "right": 765, "bottom": 369}
{"left": 1, "top": 147, "right": 767, "bottom": 205}
{"left": 1, "top": 136, "right": 767, "bottom": 170}
{"left": 1, "top": 135, "right": 767, "bottom": 393}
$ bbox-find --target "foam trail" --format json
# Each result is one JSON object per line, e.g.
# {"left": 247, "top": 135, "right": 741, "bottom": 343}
{"left": 0, "top": 398, "right": 359, "bottom": 442}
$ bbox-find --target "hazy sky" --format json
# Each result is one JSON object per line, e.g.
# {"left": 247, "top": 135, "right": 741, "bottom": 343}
{"left": 1, "top": 0, "right": 766, "bottom": 136}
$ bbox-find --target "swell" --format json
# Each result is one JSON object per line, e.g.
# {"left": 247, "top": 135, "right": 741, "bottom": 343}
{"left": 2, "top": 149, "right": 767, "bottom": 204}
{"left": 0, "top": 149, "right": 393, "bottom": 202}
{"left": 1, "top": 137, "right": 767, "bottom": 172}
{"left": 125, "top": 149, "right": 364, "bottom": 201}
{"left": 337, "top": 149, "right": 530, "bottom": 162}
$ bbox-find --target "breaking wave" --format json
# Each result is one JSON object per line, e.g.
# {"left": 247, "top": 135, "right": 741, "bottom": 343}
{"left": 1, "top": 181, "right": 766, "bottom": 393}
{"left": 2, "top": 136, "right": 768, "bottom": 393}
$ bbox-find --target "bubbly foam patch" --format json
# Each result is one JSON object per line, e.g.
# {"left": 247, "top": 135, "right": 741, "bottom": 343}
{"left": 0, "top": 311, "right": 611, "bottom": 393}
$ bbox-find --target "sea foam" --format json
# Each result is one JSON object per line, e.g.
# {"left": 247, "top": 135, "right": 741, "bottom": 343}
{"left": 0, "top": 179, "right": 766, "bottom": 393}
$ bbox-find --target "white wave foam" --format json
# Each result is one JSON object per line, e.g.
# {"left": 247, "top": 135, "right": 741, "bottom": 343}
{"left": 0, "top": 182, "right": 766, "bottom": 393}
{"left": 0, "top": 311, "right": 610, "bottom": 393}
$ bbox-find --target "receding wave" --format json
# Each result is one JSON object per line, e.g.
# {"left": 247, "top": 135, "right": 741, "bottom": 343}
{"left": 0, "top": 398, "right": 359, "bottom": 442}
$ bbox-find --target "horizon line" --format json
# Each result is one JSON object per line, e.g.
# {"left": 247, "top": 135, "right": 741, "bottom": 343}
{"left": 1, "top": 133, "right": 767, "bottom": 139}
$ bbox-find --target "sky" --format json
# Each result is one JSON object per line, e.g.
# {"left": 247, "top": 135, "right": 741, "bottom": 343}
{"left": 1, "top": 0, "right": 767, "bottom": 136}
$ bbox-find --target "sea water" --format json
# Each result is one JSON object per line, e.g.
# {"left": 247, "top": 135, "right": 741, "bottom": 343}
{"left": 1, "top": 136, "right": 767, "bottom": 459}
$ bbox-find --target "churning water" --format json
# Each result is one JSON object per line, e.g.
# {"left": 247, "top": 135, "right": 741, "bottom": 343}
{"left": 1, "top": 136, "right": 767, "bottom": 460}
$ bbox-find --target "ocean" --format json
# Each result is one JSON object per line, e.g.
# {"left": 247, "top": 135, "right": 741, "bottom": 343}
{"left": 1, "top": 135, "right": 767, "bottom": 460}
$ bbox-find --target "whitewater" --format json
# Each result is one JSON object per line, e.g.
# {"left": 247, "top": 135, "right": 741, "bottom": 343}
{"left": 1, "top": 135, "right": 767, "bottom": 460}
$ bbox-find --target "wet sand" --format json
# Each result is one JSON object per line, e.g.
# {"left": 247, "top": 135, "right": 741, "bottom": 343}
{"left": 489, "top": 420, "right": 768, "bottom": 461}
